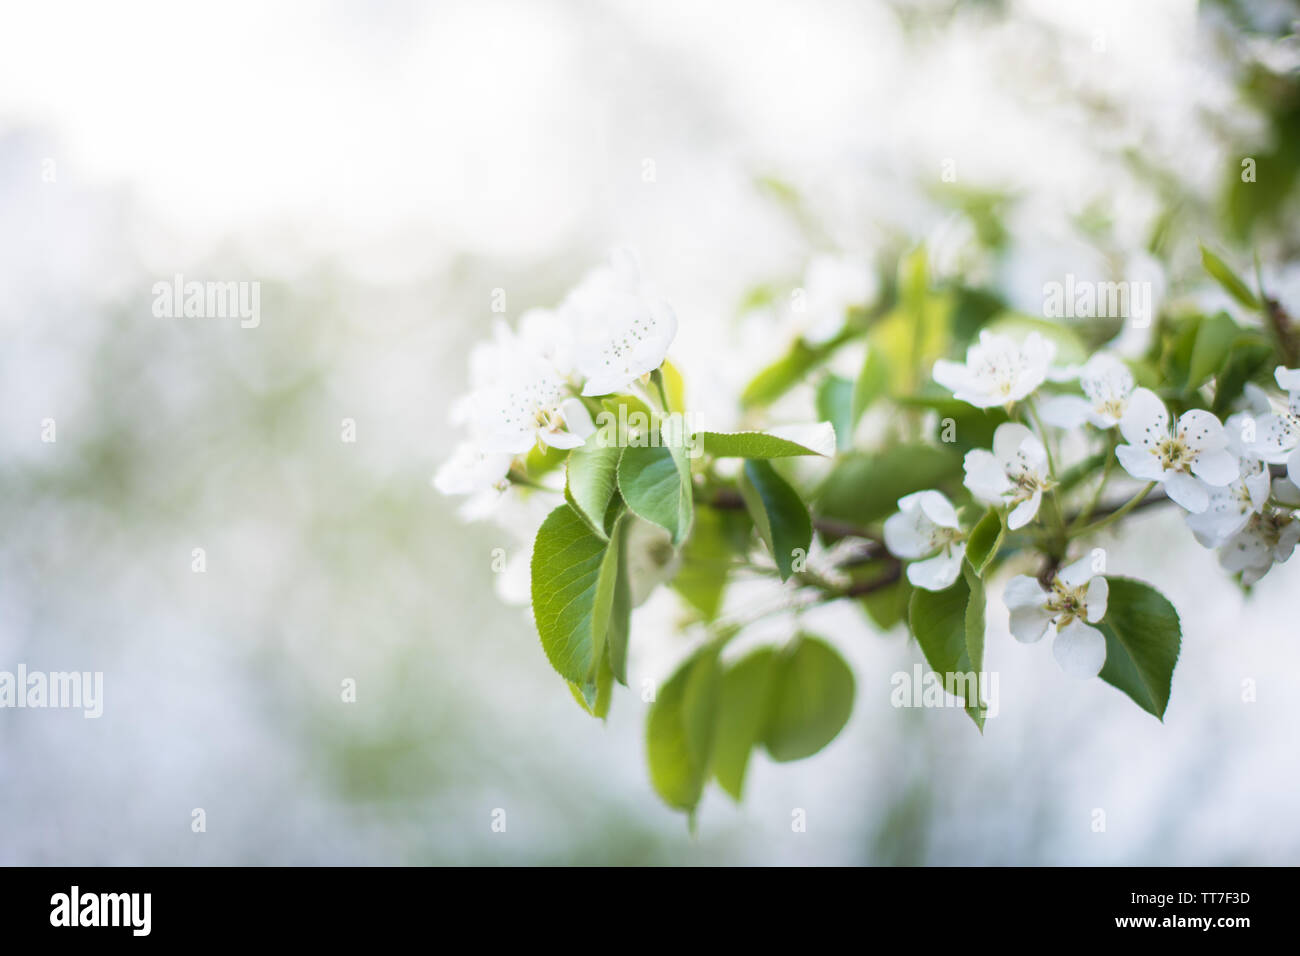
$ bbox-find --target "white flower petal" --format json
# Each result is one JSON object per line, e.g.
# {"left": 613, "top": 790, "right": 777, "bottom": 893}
{"left": 1246, "top": 467, "right": 1272, "bottom": 512}
{"left": 1177, "top": 410, "right": 1228, "bottom": 456}
{"left": 963, "top": 449, "right": 1012, "bottom": 503}
{"left": 1115, "top": 443, "right": 1165, "bottom": 481}
{"left": 932, "top": 359, "right": 972, "bottom": 394}
{"left": 559, "top": 397, "right": 596, "bottom": 439}
{"left": 1038, "top": 394, "right": 1092, "bottom": 428}
{"left": 1249, "top": 413, "right": 1300, "bottom": 462}
{"left": 917, "top": 490, "right": 961, "bottom": 529}
{"left": 1164, "top": 471, "right": 1210, "bottom": 513}
{"left": 1004, "top": 574, "right": 1047, "bottom": 609}
{"left": 1190, "top": 448, "right": 1239, "bottom": 486}
{"left": 1007, "top": 490, "right": 1041, "bottom": 530}
{"left": 992, "top": 422, "right": 1034, "bottom": 465}
{"left": 906, "top": 548, "right": 964, "bottom": 591}
{"left": 1275, "top": 365, "right": 1300, "bottom": 393}
{"left": 1119, "top": 387, "right": 1169, "bottom": 449}
{"left": 1052, "top": 618, "right": 1107, "bottom": 678}
{"left": 539, "top": 428, "right": 586, "bottom": 450}
{"left": 884, "top": 508, "right": 932, "bottom": 559}
{"left": 1085, "top": 576, "right": 1109, "bottom": 622}
{"left": 1058, "top": 555, "right": 1097, "bottom": 590}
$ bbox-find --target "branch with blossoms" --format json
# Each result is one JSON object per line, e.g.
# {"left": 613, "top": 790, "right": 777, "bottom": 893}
{"left": 436, "top": 243, "right": 1300, "bottom": 818}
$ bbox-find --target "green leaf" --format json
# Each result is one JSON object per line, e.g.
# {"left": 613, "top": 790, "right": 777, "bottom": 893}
{"left": 865, "top": 257, "right": 951, "bottom": 395}
{"left": 659, "top": 359, "right": 686, "bottom": 412}
{"left": 816, "top": 444, "right": 962, "bottom": 526}
{"left": 523, "top": 441, "right": 567, "bottom": 480}
{"left": 850, "top": 346, "right": 889, "bottom": 423}
{"left": 1213, "top": 340, "right": 1274, "bottom": 416}
{"left": 739, "top": 459, "right": 813, "bottom": 581}
{"left": 816, "top": 375, "right": 855, "bottom": 449}
{"left": 1187, "top": 311, "right": 1242, "bottom": 389}
{"left": 1200, "top": 244, "right": 1260, "bottom": 310}
{"left": 604, "top": 515, "right": 633, "bottom": 684}
{"left": 964, "top": 508, "right": 1004, "bottom": 576}
{"left": 740, "top": 340, "right": 820, "bottom": 408}
{"left": 907, "top": 574, "right": 987, "bottom": 729}
{"left": 740, "top": 338, "right": 842, "bottom": 409}
{"left": 568, "top": 652, "right": 614, "bottom": 719}
{"left": 894, "top": 394, "right": 1011, "bottom": 452}
{"left": 564, "top": 442, "right": 621, "bottom": 538}
{"left": 961, "top": 563, "right": 988, "bottom": 731}
{"left": 696, "top": 423, "right": 836, "bottom": 459}
{"left": 646, "top": 642, "right": 723, "bottom": 812}
{"left": 1097, "top": 577, "right": 1182, "bottom": 720}
{"left": 762, "top": 635, "right": 856, "bottom": 762}
{"left": 530, "top": 504, "right": 623, "bottom": 684}
{"left": 858, "top": 566, "right": 911, "bottom": 631}
{"left": 671, "top": 506, "right": 744, "bottom": 621}
{"left": 617, "top": 442, "right": 693, "bottom": 546}
{"left": 712, "top": 648, "right": 777, "bottom": 800}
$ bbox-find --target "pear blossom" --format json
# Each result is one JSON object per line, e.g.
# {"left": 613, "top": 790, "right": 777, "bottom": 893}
{"left": 1185, "top": 412, "right": 1272, "bottom": 547}
{"left": 794, "top": 253, "right": 878, "bottom": 345}
{"left": 433, "top": 442, "right": 514, "bottom": 520}
{"left": 434, "top": 441, "right": 512, "bottom": 495}
{"left": 1245, "top": 366, "right": 1300, "bottom": 492}
{"left": 1038, "top": 353, "right": 1136, "bottom": 429}
{"left": 1114, "top": 387, "right": 1238, "bottom": 513}
{"left": 883, "top": 490, "right": 966, "bottom": 591}
{"left": 932, "top": 331, "right": 1055, "bottom": 408}
{"left": 962, "top": 423, "right": 1053, "bottom": 529}
{"left": 1217, "top": 508, "right": 1300, "bottom": 586}
{"left": 467, "top": 340, "right": 596, "bottom": 454}
{"left": 560, "top": 249, "right": 678, "bottom": 397}
{"left": 1003, "top": 556, "right": 1109, "bottom": 678}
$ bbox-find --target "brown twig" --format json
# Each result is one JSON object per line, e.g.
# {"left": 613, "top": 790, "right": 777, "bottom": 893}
{"left": 705, "top": 488, "right": 882, "bottom": 542}
{"left": 1265, "top": 296, "right": 1299, "bottom": 367}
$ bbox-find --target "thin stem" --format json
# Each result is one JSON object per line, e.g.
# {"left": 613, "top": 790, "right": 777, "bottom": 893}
{"left": 1024, "top": 398, "right": 1058, "bottom": 478}
{"left": 1069, "top": 481, "right": 1157, "bottom": 538}
{"left": 1024, "top": 397, "right": 1067, "bottom": 553}
{"left": 1068, "top": 434, "right": 1116, "bottom": 533}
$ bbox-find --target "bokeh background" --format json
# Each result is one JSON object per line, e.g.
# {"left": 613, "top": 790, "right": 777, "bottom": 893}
{"left": 3, "top": 0, "right": 1300, "bottom": 864}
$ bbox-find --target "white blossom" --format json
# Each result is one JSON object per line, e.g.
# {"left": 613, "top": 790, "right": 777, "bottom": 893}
{"left": 932, "top": 331, "right": 1055, "bottom": 408}
{"left": 468, "top": 347, "right": 596, "bottom": 454}
{"left": 1114, "top": 387, "right": 1238, "bottom": 513}
{"left": 1185, "top": 412, "right": 1272, "bottom": 547}
{"left": 1003, "top": 556, "right": 1109, "bottom": 679}
{"left": 883, "top": 490, "right": 966, "bottom": 591}
{"left": 962, "top": 423, "right": 1053, "bottom": 529}
{"left": 560, "top": 249, "right": 678, "bottom": 397}
{"left": 1245, "top": 365, "right": 1300, "bottom": 492}
{"left": 1039, "top": 353, "right": 1135, "bottom": 429}
{"left": 432, "top": 441, "right": 514, "bottom": 519}
{"left": 1217, "top": 509, "right": 1300, "bottom": 586}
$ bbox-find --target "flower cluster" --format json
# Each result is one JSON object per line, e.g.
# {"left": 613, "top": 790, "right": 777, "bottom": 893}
{"left": 435, "top": 251, "right": 677, "bottom": 509}
{"left": 885, "top": 331, "right": 1300, "bottom": 678}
